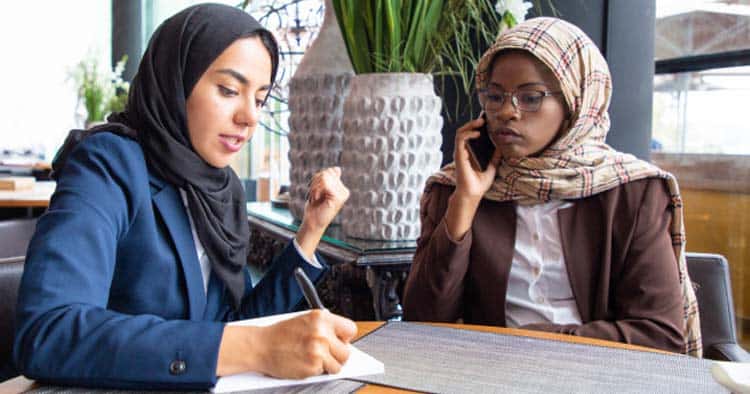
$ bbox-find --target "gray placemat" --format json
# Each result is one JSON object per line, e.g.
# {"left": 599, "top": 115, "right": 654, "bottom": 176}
{"left": 351, "top": 322, "right": 727, "bottom": 394}
{"left": 25, "top": 379, "right": 364, "bottom": 394}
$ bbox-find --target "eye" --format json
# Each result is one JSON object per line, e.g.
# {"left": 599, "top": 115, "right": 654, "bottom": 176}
{"left": 486, "top": 93, "right": 504, "bottom": 103}
{"left": 218, "top": 85, "right": 238, "bottom": 97}
{"left": 255, "top": 98, "right": 265, "bottom": 108}
{"left": 518, "top": 91, "right": 543, "bottom": 105}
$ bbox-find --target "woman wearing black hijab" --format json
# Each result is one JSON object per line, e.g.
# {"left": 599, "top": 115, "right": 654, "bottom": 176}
{"left": 13, "top": 3, "right": 355, "bottom": 389}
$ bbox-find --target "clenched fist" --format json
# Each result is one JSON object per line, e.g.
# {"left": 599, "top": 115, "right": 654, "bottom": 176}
{"left": 295, "top": 167, "right": 350, "bottom": 259}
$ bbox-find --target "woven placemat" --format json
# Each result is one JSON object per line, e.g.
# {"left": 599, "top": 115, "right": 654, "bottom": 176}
{"left": 25, "top": 379, "right": 364, "bottom": 394}
{"left": 351, "top": 322, "right": 726, "bottom": 394}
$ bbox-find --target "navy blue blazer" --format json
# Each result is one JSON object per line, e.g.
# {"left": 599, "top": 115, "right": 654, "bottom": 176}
{"left": 13, "top": 133, "right": 326, "bottom": 389}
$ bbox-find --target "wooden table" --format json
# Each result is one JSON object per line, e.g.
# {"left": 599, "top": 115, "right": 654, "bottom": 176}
{"left": 0, "top": 181, "right": 55, "bottom": 209}
{"left": 0, "top": 321, "right": 664, "bottom": 393}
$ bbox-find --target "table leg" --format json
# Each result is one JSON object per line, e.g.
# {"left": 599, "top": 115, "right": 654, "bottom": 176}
{"left": 366, "top": 266, "right": 407, "bottom": 321}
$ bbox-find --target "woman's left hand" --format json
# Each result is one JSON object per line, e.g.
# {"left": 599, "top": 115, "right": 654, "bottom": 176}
{"left": 295, "top": 167, "right": 350, "bottom": 259}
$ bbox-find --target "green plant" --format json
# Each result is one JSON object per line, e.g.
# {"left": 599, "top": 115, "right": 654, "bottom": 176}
{"left": 330, "top": 0, "right": 551, "bottom": 118}
{"left": 72, "top": 54, "right": 129, "bottom": 124}
{"left": 331, "top": 0, "right": 453, "bottom": 74}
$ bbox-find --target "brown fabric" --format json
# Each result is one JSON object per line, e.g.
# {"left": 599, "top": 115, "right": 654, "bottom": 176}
{"left": 403, "top": 178, "right": 687, "bottom": 354}
{"left": 422, "top": 16, "right": 701, "bottom": 357}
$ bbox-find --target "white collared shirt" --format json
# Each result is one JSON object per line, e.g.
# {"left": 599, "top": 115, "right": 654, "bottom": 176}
{"left": 504, "top": 200, "right": 583, "bottom": 328}
{"left": 179, "top": 190, "right": 320, "bottom": 293}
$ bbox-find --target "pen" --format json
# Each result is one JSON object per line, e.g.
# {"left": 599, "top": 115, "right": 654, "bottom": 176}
{"left": 294, "top": 267, "right": 325, "bottom": 309}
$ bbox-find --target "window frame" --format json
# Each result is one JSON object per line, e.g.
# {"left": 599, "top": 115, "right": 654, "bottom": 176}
{"left": 652, "top": 11, "right": 750, "bottom": 191}
{"left": 655, "top": 48, "right": 750, "bottom": 74}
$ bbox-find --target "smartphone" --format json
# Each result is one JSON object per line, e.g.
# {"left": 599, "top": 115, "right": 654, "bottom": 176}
{"left": 467, "top": 112, "right": 496, "bottom": 171}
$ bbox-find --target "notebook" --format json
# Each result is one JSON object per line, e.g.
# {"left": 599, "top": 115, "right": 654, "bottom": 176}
{"left": 211, "top": 311, "right": 384, "bottom": 393}
{"left": 712, "top": 361, "right": 750, "bottom": 393}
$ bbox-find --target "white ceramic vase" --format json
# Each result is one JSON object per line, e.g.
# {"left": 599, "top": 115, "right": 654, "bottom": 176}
{"left": 340, "top": 73, "right": 443, "bottom": 240}
{"left": 287, "top": 0, "right": 354, "bottom": 221}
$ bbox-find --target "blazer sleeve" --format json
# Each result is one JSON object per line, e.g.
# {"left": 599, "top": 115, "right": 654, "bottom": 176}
{"left": 521, "top": 179, "right": 686, "bottom": 353}
{"left": 13, "top": 135, "right": 225, "bottom": 390}
{"left": 232, "top": 242, "right": 327, "bottom": 321}
{"left": 403, "top": 184, "right": 473, "bottom": 322}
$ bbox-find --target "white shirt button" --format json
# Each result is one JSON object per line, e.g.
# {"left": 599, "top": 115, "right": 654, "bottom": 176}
{"left": 533, "top": 233, "right": 540, "bottom": 241}
{"left": 536, "top": 295, "right": 545, "bottom": 304}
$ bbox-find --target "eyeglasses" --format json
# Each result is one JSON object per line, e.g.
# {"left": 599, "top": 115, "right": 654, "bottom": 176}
{"left": 478, "top": 89, "right": 563, "bottom": 113}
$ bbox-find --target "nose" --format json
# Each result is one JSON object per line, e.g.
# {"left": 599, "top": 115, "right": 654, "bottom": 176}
{"left": 497, "top": 93, "right": 520, "bottom": 121}
{"left": 234, "top": 99, "right": 260, "bottom": 130}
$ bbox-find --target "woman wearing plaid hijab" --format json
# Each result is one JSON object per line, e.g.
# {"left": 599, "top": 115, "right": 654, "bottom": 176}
{"left": 403, "top": 17, "right": 701, "bottom": 356}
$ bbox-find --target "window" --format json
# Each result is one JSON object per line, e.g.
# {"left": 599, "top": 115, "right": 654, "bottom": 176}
{"left": 652, "top": 0, "right": 750, "bottom": 351}
{"left": 244, "top": 0, "right": 324, "bottom": 201}
{"left": 652, "top": 1, "right": 750, "bottom": 154}
{"left": 0, "top": 1, "right": 112, "bottom": 161}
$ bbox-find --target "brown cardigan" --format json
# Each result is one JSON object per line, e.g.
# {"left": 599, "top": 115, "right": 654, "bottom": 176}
{"left": 403, "top": 178, "right": 686, "bottom": 353}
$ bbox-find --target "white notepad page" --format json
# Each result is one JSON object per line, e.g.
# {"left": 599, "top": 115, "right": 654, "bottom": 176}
{"left": 711, "top": 361, "right": 750, "bottom": 394}
{"left": 211, "top": 311, "right": 384, "bottom": 393}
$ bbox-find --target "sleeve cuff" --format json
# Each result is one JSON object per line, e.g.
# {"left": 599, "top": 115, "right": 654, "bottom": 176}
{"left": 292, "top": 238, "right": 322, "bottom": 269}
{"left": 440, "top": 216, "right": 473, "bottom": 246}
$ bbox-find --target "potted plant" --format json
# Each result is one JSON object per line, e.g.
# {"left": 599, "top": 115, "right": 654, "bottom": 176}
{"left": 330, "top": 0, "right": 535, "bottom": 240}
{"left": 71, "top": 54, "right": 129, "bottom": 128}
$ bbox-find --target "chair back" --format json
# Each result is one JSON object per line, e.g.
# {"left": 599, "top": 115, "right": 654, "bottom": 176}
{"left": 686, "top": 252, "right": 749, "bottom": 361}
{"left": 0, "top": 218, "right": 37, "bottom": 259}
{"left": 0, "top": 256, "right": 24, "bottom": 382}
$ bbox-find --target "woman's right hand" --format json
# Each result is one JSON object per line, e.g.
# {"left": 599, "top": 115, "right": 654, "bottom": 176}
{"left": 216, "top": 310, "right": 357, "bottom": 379}
{"left": 453, "top": 116, "right": 502, "bottom": 201}
{"left": 444, "top": 117, "right": 503, "bottom": 241}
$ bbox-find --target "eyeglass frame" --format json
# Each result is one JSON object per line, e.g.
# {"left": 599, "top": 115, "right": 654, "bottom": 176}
{"left": 477, "top": 88, "right": 563, "bottom": 113}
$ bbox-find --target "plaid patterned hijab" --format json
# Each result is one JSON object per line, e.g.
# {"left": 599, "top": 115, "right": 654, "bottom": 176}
{"left": 424, "top": 17, "right": 701, "bottom": 356}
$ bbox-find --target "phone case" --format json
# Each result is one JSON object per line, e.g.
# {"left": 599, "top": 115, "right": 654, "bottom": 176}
{"left": 467, "top": 113, "right": 495, "bottom": 171}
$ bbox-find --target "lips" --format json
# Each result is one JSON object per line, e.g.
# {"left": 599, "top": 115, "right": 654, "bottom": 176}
{"left": 490, "top": 127, "right": 523, "bottom": 144}
{"left": 219, "top": 134, "right": 246, "bottom": 153}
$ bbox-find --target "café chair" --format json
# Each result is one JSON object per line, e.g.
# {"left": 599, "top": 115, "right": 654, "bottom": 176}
{"left": 0, "top": 256, "right": 24, "bottom": 382}
{"left": 686, "top": 252, "right": 750, "bottom": 361}
{"left": 0, "top": 218, "right": 37, "bottom": 258}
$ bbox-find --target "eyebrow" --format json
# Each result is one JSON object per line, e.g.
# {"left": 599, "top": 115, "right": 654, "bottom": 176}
{"left": 216, "top": 68, "right": 272, "bottom": 91}
{"left": 487, "top": 81, "right": 548, "bottom": 90}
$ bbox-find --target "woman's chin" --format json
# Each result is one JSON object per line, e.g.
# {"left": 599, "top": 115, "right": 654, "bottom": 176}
{"left": 202, "top": 154, "right": 233, "bottom": 169}
{"left": 499, "top": 146, "right": 528, "bottom": 160}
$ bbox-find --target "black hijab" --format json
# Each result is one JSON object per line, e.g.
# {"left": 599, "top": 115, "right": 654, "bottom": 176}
{"left": 52, "top": 3, "right": 279, "bottom": 308}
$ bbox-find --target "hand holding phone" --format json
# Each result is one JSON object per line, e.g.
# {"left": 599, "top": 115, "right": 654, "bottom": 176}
{"left": 466, "top": 112, "right": 496, "bottom": 171}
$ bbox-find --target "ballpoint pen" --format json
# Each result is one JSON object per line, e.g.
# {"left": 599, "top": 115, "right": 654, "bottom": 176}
{"left": 294, "top": 267, "right": 325, "bottom": 309}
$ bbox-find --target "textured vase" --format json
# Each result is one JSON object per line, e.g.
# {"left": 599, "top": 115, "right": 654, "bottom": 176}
{"left": 287, "top": 0, "right": 354, "bottom": 221}
{"left": 340, "top": 73, "right": 443, "bottom": 240}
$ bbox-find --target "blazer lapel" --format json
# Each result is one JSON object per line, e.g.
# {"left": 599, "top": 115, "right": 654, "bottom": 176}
{"left": 476, "top": 200, "right": 516, "bottom": 325}
{"left": 149, "top": 175, "right": 206, "bottom": 320}
{"left": 557, "top": 199, "right": 603, "bottom": 323}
